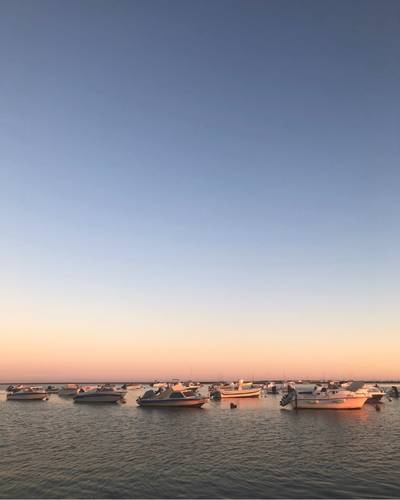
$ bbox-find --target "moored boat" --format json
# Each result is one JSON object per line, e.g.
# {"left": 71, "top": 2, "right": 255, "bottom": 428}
{"left": 280, "top": 381, "right": 368, "bottom": 410}
{"left": 58, "top": 384, "right": 79, "bottom": 397}
{"left": 46, "top": 385, "right": 59, "bottom": 394}
{"left": 7, "top": 386, "right": 49, "bottom": 401}
{"left": 265, "top": 382, "right": 278, "bottom": 394}
{"left": 387, "top": 386, "right": 399, "bottom": 398}
{"left": 211, "top": 380, "right": 261, "bottom": 399}
{"left": 137, "top": 387, "right": 208, "bottom": 408}
{"left": 74, "top": 386, "right": 124, "bottom": 403}
{"left": 364, "top": 384, "right": 386, "bottom": 403}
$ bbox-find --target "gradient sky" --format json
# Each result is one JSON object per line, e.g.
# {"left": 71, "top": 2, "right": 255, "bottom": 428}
{"left": 1, "top": 0, "right": 399, "bottom": 381}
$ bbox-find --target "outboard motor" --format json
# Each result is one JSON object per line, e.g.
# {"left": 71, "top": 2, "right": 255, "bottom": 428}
{"left": 280, "top": 390, "right": 295, "bottom": 407}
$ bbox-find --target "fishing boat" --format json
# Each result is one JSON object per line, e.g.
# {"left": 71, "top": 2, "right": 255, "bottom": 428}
{"left": 58, "top": 384, "right": 79, "bottom": 397}
{"left": 137, "top": 387, "right": 208, "bottom": 408}
{"left": 280, "top": 381, "right": 368, "bottom": 410}
{"left": 7, "top": 386, "right": 49, "bottom": 401}
{"left": 73, "top": 386, "right": 124, "bottom": 403}
{"left": 211, "top": 380, "right": 261, "bottom": 399}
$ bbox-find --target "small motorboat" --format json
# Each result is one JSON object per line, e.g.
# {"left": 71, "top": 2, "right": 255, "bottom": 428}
{"left": 58, "top": 384, "right": 79, "bottom": 397}
{"left": 101, "top": 384, "right": 128, "bottom": 397}
{"left": 46, "top": 385, "right": 59, "bottom": 394}
{"left": 73, "top": 386, "right": 124, "bottom": 403}
{"left": 152, "top": 382, "right": 168, "bottom": 389}
{"left": 280, "top": 381, "right": 369, "bottom": 410}
{"left": 265, "top": 382, "right": 278, "bottom": 394}
{"left": 7, "top": 386, "right": 49, "bottom": 401}
{"left": 387, "top": 386, "right": 399, "bottom": 398}
{"left": 137, "top": 387, "right": 208, "bottom": 408}
{"left": 211, "top": 380, "right": 261, "bottom": 399}
{"left": 364, "top": 384, "right": 386, "bottom": 403}
{"left": 128, "top": 384, "right": 143, "bottom": 390}
{"left": 182, "top": 381, "right": 202, "bottom": 391}
{"left": 6, "top": 384, "right": 23, "bottom": 392}
{"left": 282, "top": 381, "right": 296, "bottom": 393}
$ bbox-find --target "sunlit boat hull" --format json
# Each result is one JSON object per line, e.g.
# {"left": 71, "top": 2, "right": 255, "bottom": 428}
{"left": 218, "top": 388, "right": 261, "bottom": 399}
{"left": 290, "top": 396, "right": 368, "bottom": 410}
{"left": 137, "top": 398, "right": 208, "bottom": 408}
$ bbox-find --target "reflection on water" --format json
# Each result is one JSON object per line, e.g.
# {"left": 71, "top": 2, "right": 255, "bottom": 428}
{"left": 0, "top": 385, "right": 399, "bottom": 498}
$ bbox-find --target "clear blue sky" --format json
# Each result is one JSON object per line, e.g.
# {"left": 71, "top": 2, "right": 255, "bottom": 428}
{"left": 0, "top": 1, "right": 399, "bottom": 380}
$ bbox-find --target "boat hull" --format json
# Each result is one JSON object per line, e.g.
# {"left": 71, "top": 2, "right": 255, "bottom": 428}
{"left": 218, "top": 388, "right": 261, "bottom": 399}
{"left": 137, "top": 398, "right": 208, "bottom": 408}
{"left": 74, "top": 394, "right": 123, "bottom": 403}
{"left": 291, "top": 396, "right": 368, "bottom": 410}
{"left": 7, "top": 392, "right": 48, "bottom": 401}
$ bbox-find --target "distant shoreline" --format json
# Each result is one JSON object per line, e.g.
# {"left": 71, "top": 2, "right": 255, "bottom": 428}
{"left": 1, "top": 379, "right": 400, "bottom": 385}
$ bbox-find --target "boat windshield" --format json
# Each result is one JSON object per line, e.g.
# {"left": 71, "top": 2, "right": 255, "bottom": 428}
{"left": 170, "top": 392, "right": 185, "bottom": 399}
{"left": 182, "top": 390, "right": 196, "bottom": 397}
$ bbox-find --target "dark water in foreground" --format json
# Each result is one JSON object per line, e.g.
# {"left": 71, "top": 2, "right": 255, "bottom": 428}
{"left": 1, "top": 385, "right": 400, "bottom": 499}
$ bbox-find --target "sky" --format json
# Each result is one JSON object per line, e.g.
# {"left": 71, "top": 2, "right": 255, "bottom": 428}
{"left": 0, "top": 0, "right": 399, "bottom": 382}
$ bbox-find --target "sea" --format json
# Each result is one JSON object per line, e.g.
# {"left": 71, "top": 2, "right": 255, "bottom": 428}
{"left": 0, "top": 384, "right": 399, "bottom": 499}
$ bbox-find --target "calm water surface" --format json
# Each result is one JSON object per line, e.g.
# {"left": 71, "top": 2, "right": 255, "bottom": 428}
{"left": 0, "top": 385, "right": 399, "bottom": 498}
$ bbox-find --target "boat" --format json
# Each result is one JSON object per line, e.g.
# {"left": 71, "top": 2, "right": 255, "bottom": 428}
{"left": 211, "top": 380, "right": 262, "bottom": 399}
{"left": 6, "top": 384, "right": 23, "bottom": 392}
{"left": 152, "top": 382, "right": 168, "bottom": 389}
{"left": 363, "top": 384, "right": 386, "bottom": 403}
{"left": 182, "top": 381, "right": 202, "bottom": 391}
{"left": 58, "top": 384, "right": 79, "bottom": 397}
{"left": 101, "top": 384, "right": 128, "bottom": 396}
{"left": 282, "top": 381, "right": 296, "bottom": 393}
{"left": 387, "top": 386, "right": 399, "bottom": 398}
{"left": 340, "top": 381, "right": 386, "bottom": 404}
{"left": 128, "top": 384, "right": 143, "bottom": 390}
{"left": 73, "top": 386, "right": 124, "bottom": 403}
{"left": 280, "top": 381, "right": 369, "bottom": 410}
{"left": 265, "top": 382, "right": 278, "bottom": 394}
{"left": 7, "top": 386, "right": 49, "bottom": 401}
{"left": 46, "top": 385, "right": 59, "bottom": 394}
{"left": 137, "top": 387, "right": 208, "bottom": 408}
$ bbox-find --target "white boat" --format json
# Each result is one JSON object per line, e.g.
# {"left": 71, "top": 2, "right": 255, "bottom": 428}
{"left": 128, "top": 384, "right": 143, "bottom": 390}
{"left": 265, "top": 382, "right": 278, "bottom": 394}
{"left": 74, "top": 386, "right": 124, "bottom": 403}
{"left": 137, "top": 387, "right": 208, "bottom": 408}
{"left": 182, "top": 381, "right": 202, "bottom": 391}
{"left": 7, "top": 386, "right": 48, "bottom": 401}
{"left": 211, "top": 380, "right": 262, "bottom": 399}
{"left": 101, "top": 384, "right": 128, "bottom": 396}
{"left": 280, "top": 381, "right": 368, "bottom": 410}
{"left": 363, "top": 384, "right": 386, "bottom": 403}
{"left": 58, "top": 384, "right": 79, "bottom": 397}
{"left": 152, "top": 382, "right": 168, "bottom": 389}
{"left": 282, "top": 381, "right": 296, "bottom": 393}
{"left": 46, "top": 385, "right": 59, "bottom": 394}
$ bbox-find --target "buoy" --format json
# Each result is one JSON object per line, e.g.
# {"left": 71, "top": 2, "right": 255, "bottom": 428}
{"left": 375, "top": 404, "right": 381, "bottom": 411}
{"left": 230, "top": 403, "right": 237, "bottom": 409}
